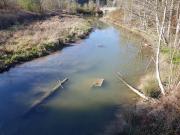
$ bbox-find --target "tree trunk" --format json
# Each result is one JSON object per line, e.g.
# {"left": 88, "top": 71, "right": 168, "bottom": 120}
{"left": 155, "top": 0, "right": 167, "bottom": 95}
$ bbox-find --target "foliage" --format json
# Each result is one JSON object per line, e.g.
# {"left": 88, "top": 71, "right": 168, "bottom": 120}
{"left": 161, "top": 47, "right": 180, "bottom": 64}
{"left": 17, "top": 0, "right": 41, "bottom": 12}
{"left": 0, "top": 0, "right": 99, "bottom": 13}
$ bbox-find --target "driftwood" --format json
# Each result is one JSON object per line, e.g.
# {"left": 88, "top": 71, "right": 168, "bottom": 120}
{"left": 116, "top": 72, "right": 149, "bottom": 100}
{"left": 24, "top": 78, "right": 68, "bottom": 116}
{"left": 92, "top": 78, "right": 104, "bottom": 87}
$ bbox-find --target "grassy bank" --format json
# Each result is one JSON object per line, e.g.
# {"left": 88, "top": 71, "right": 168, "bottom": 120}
{"left": 0, "top": 14, "right": 92, "bottom": 73}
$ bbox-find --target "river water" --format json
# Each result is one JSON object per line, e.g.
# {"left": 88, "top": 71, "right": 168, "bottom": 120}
{"left": 0, "top": 23, "right": 152, "bottom": 135}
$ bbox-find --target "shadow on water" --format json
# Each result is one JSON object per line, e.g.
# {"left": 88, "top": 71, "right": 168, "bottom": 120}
{"left": 0, "top": 21, "right": 153, "bottom": 135}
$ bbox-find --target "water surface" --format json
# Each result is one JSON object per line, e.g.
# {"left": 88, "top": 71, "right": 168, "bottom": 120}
{"left": 0, "top": 23, "right": 152, "bottom": 135}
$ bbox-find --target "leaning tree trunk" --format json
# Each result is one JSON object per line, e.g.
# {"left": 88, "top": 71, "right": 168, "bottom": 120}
{"left": 116, "top": 72, "right": 149, "bottom": 100}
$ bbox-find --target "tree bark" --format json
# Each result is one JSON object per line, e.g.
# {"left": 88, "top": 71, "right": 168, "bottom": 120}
{"left": 155, "top": 0, "right": 167, "bottom": 95}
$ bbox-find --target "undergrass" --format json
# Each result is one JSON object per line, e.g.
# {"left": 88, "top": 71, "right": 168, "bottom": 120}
{"left": 161, "top": 46, "right": 180, "bottom": 64}
{"left": 144, "top": 80, "right": 161, "bottom": 98}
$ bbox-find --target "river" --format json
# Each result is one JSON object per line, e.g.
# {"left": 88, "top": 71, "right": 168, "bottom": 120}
{"left": 0, "top": 22, "right": 152, "bottom": 135}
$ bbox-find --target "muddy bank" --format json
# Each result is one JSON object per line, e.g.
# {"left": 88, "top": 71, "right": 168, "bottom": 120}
{"left": 0, "top": 14, "right": 92, "bottom": 73}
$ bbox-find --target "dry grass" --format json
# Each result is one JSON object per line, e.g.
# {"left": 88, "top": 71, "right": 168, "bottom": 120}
{"left": 0, "top": 14, "right": 91, "bottom": 72}
{"left": 138, "top": 73, "right": 160, "bottom": 98}
{"left": 2, "top": 16, "right": 90, "bottom": 51}
{"left": 131, "top": 86, "right": 180, "bottom": 135}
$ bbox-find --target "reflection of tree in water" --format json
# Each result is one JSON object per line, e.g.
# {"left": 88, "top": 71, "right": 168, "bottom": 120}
{"left": 95, "top": 21, "right": 109, "bottom": 29}
{"left": 101, "top": 103, "right": 138, "bottom": 135}
{"left": 77, "top": 0, "right": 108, "bottom": 6}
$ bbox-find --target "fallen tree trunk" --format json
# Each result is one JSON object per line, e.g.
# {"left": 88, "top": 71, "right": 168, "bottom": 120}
{"left": 116, "top": 72, "right": 149, "bottom": 100}
{"left": 24, "top": 78, "right": 68, "bottom": 116}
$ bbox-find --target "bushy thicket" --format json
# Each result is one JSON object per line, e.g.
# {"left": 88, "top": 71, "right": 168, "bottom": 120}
{"left": 17, "top": 0, "right": 42, "bottom": 12}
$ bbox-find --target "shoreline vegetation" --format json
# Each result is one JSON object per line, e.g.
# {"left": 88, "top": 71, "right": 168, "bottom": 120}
{"left": 0, "top": 0, "right": 103, "bottom": 73}
{"left": 101, "top": 17, "right": 156, "bottom": 47}
{"left": 102, "top": 9, "right": 179, "bottom": 99}
{"left": 0, "top": 12, "right": 92, "bottom": 73}
{"left": 102, "top": 9, "right": 180, "bottom": 135}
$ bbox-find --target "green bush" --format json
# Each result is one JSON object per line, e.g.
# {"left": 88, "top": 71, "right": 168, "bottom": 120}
{"left": 17, "top": 0, "right": 41, "bottom": 12}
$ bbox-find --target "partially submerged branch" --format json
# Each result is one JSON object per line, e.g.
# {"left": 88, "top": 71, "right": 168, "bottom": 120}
{"left": 23, "top": 78, "right": 68, "bottom": 116}
{"left": 116, "top": 72, "right": 149, "bottom": 100}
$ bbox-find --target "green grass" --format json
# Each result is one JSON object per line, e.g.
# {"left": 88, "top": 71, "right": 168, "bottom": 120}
{"left": 161, "top": 46, "right": 180, "bottom": 64}
{"left": 173, "top": 53, "right": 180, "bottom": 64}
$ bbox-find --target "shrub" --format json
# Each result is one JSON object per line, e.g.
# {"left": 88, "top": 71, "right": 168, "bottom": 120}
{"left": 17, "top": 0, "right": 42, "bottom": 12}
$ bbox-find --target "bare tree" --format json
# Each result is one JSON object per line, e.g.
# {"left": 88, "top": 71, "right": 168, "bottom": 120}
{"left": 154, "top": 0, "right": 167, "bottom": 95}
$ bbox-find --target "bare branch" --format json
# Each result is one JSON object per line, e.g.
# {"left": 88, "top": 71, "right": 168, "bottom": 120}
{"left": 116, "top": 72, "right": 149, "bottom": 100}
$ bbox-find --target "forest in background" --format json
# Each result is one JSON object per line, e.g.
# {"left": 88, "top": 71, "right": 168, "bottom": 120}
{"left": 0, "top": 0, "right": 109, "bottom": 13}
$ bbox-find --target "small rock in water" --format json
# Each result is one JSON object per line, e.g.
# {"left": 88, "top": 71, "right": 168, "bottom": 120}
{"left": 97, "top": 44, "right": 105, "bottom": 48}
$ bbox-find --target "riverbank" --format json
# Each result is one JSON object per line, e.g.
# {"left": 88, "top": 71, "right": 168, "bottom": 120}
{"left": 0, "top": 14, "right": 92, "bottom": 73}
{"left": 100, "top": 16, "right": 156, "bottom": 48}
{"left": 101, "top": 10, "right": 180, "bottom": 135}
{"left": 101, "top": 14, "right": 161, "bottom": 96}
{"left": 101, "top": 11, "right": 180, "bottom": 96}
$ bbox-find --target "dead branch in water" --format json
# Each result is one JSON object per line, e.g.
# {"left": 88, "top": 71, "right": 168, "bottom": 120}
{"left": 23, "top": 78, "right": 68, "bottom": 116}
{"left": 116, "top": 72, "right": 149, "bottom": 100}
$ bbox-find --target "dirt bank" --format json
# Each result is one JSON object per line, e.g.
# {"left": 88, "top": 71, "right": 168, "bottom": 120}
{"left": 0, "top": 14, "right": 92, "bottom": 73}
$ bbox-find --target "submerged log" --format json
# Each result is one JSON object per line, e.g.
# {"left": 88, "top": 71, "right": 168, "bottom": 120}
{"left": 24, "top": 78, "right": 68, "bottom": 116}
